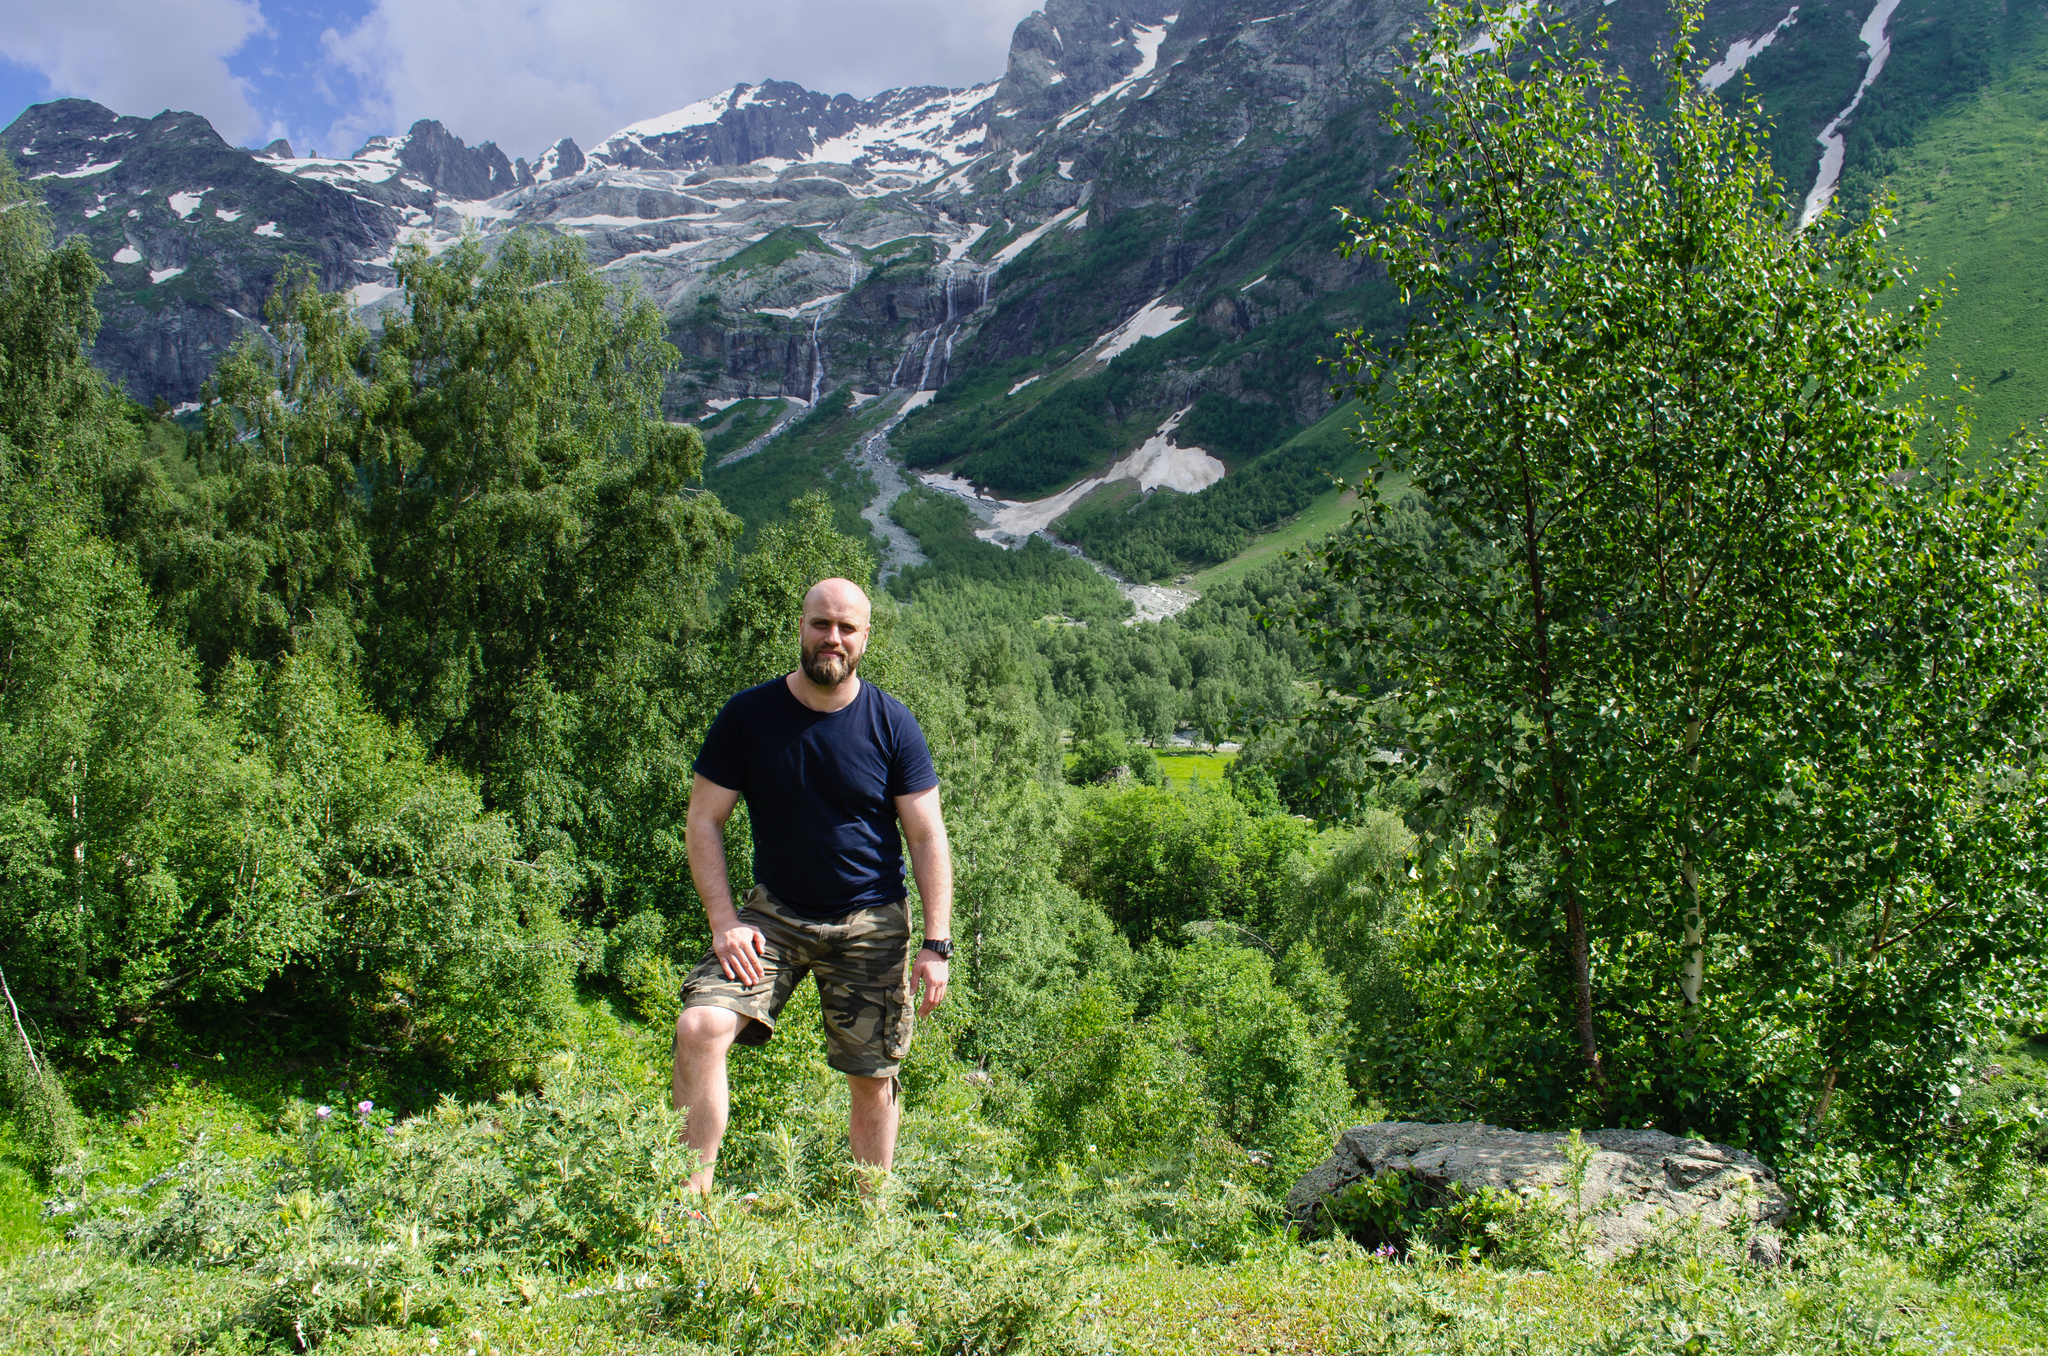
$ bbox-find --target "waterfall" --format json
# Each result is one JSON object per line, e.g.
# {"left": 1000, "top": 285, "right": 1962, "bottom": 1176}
{"left": 808, "top": 312, "right": 823, "bottom": 404}
{"left": 885, "top": 268, "right": 990, "bottom": 391}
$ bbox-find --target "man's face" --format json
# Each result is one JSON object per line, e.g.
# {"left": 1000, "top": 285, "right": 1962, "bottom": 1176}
{"left": 800, "top": 592, "right": 869, "bottom": 687}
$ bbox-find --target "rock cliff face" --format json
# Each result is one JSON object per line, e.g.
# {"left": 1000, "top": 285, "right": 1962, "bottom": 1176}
{"left": 2, "top": 99, "right": 391, "bottom": 404}
{"left": 380, "top": 119, "right": 524, "bottom": 198}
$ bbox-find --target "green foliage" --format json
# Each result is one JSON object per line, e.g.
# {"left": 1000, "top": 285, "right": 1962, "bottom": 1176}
{"left": 903, "top": 381, "right": 1122, "bottom": 497}
{"left": 897, "top": 357, "right": 1177, "bottom": 499}
{"left": 697, "top": 397, "right": 784, "bottom": 463}
{"left": 1150, "top": 934, "right": 1353, "bottom": 1179}
{"left": 1053, "top": 412, "right": 1356, "bottom": 581}
{"left": 0, "top": 1002, "right": 79, "bottom": 1178}
{"left": 1066, "top": 731, "right": 1162, "bottom": 787}
{"left": 1722, "top": 0, "right": 1867, "bottom": 195}
{"left": 1881, "top": 18, "right": 2048, "bottom": 444}
{"left": 51, "top": 1066, "right": 698, "bottom": 1346}
{"left": 704, "top": 386, "right": 875, "bottom": 552}
{"left": 0, "top": 154, "right": 136, "bottom": 491}
{"left": 1018, "top": 933, "right": 1350, "bottom": 1188}
{"left": 1306, "top": 1, "right": 2048, "bottom": 1150}
{"left": 1020, "top": 980, "right": 1218, "bottom": 1169}
{"left": 1171, "top": 392, "right": 1298, "bottom": 465}
{"left": 0, "top": 487, "right": 580, "bottom": 1070}
{"left": 1800, "top": 0, "right": 2045, "bottom": 224}
{"left": 1062, "top": 785, "right": 1308, "bottom": 944}
{"left": 1271, "top": 811, "right": 1415, "bottom": 1085}
{"left": 887, "top": 484, "right": 1131, "bottom": 626}
{"left": 1317, "top": 1171, "right": 1561, "bottom": 1266}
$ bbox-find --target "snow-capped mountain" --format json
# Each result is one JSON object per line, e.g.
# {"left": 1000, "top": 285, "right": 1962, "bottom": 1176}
{"left": 0, "top": 0, "right": 1987, "bottom": 443}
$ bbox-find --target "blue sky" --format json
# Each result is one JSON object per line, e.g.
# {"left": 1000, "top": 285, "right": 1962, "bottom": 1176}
{"left": 1, "top": 0, "right": 1028, "bottom": 162}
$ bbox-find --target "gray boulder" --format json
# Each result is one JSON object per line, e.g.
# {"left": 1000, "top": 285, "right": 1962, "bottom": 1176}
{"left": 1287, "top": 1122, "right": 1789, "bottom": 1264}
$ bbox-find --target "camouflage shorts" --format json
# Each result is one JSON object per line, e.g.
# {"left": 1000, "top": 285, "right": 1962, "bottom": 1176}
{"left": 679, "top": 884, "right": 915, "bottom": 1079}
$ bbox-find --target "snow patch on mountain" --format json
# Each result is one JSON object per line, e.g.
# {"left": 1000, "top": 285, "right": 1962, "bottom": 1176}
{"left": 1801, "top": 0, "right": 1902, "bottom": 226}
{"left": 992, "top": 205, "right": 1085, "bottom": 265}
{"left": 30, "top": 159, "right": 120, "bottom": 179}
{"left": 168, "top": 190, "right": 208, "bottom": 218}
{"left": 945, "top": 407, "right": 1225, "bottom": 544}
{"left": 588, "top": 81, "right": 994, "bottom": 190}
{"left": 1702, "top": 6, "right": 1800, "bottom": 90}
{"left": 805, "top": 84, "right": 996, "bottom": 175}
{"left": 1088, "top": 298, "right": 1186, "bottom": 364}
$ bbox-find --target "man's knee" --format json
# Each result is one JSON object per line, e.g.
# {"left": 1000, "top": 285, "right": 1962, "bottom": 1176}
{"left": 675, "top": 1004, "right": 741, "bottom": 1055}
{"left": 846, "top": 1071, "right": 899, "bottom": 1105}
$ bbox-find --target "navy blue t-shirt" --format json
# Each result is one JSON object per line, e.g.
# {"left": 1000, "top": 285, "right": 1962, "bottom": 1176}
{"left": 693, "top": 678, "right": 939, "bottom": 918}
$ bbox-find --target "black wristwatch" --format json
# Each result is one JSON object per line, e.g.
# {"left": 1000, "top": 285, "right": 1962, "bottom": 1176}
{"left": 920, "top": 938, "right": 954, "bottom": 960}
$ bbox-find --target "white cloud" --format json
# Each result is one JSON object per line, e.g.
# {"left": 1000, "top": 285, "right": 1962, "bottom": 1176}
{"left": 318, "top": 0, "right": 1030, "bottom": 161}
{"left": 0, "top": 0, "right": 267, "bottom": 143}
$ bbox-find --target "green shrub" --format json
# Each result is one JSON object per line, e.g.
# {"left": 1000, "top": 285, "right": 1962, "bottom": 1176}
{"left": 1066, "top": 732, "right": 1162, "bottom": 787}
{"left": 1062, "top": 784, "right": 1309, "bottom": 943}
{"left": 1020, "top": 981, "right": 1216, "bottom": 1169}
{"left": 0, "top": 1018, "right": 78, "bottom": 1178}
{"left": 1152, "top": 934, "right": 1354, "bottom": 1181}
{"left": 49, "top": 1063, "right": 697, "bottom": 1345}
{"left": 1316, "top": 1171, "right": 1563, "bottom": 1267}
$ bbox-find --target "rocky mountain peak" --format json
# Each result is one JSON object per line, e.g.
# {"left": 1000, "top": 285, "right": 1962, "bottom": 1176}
{"left": 990, "top": 0, "right": 1182, "bottom": 139}
{"left": 522, "top": 136, "right": 584, "bottom": 185}
{"left": 356, "top": 118, "right": 522, "bottom": 199}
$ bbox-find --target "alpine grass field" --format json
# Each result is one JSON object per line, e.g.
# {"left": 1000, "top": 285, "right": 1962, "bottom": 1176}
{"left": 10, "top": 0, "right": 2048, "bottom": 1352}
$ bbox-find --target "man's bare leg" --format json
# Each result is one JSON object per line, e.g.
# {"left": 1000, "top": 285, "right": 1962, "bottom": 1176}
{"left": 673, "top": 1006, "right": 742, "bottom": 1195}
{"left": 847, "top": 1072, "right": 901, "bottom": 1175}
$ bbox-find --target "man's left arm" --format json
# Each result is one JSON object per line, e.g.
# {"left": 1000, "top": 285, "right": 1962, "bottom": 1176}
{"left": 896, "top": 786, "right": 952, "bottom": 1017}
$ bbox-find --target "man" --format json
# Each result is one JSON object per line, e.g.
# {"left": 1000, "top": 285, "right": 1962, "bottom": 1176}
{"left": 673, "top": 576, "right": 952, "bottom": 1194}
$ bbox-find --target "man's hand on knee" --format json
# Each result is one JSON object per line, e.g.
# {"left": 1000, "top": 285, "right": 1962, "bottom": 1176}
{"left": 711, "top": 916, "right": 769, "bottom": 986}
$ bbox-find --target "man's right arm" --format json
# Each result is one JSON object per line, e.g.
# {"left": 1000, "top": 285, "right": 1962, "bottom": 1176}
{"left": 685, "top": 773, "right": 766, "bottom": 986}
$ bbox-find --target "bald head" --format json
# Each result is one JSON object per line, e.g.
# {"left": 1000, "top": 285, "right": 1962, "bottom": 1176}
{"left": 802, "top": 577, "right": 872, "bottom": 624}
{"left": 796, "top": 577, "right": 872, "bottom": 693}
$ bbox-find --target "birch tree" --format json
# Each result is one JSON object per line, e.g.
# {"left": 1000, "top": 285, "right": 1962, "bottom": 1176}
{"left": 1307, "top": 1, "right": 2048, "bottom": 1141}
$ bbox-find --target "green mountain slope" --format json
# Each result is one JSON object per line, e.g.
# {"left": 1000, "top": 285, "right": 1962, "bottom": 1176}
{"left": 1882, "top": 20, "right": 2048, "bottom": 441}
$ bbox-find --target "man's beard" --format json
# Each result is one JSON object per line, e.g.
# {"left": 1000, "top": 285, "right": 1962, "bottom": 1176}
{"left": 801, "top": 643, "right": 860, "bottom": 688}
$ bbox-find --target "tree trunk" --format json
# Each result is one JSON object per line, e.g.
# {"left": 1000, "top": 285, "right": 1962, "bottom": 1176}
{"left": 1811, "top": 890, "right": 1897, "bottom": 1125}
{"left": 1562, "top": 886, "right": 1602, "bottom": 1083}
{"left": 1679, "top": 717, "right": 1706, "bottom": 1008}
{"left": 1679, "top": 848, "right": 1705, "bottom": 1007}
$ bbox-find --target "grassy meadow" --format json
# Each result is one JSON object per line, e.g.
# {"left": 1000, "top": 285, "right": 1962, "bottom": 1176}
{"left": 1884, "top": 21, "right": 2048, "bottom": 445}
{"left": 8, "top": 997, "right": 2048, "bottom": 1355}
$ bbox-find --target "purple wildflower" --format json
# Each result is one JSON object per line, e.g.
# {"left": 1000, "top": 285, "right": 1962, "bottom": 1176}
{"left": 358, "top": 1100, "right": 374, "bottom": 1115}
{"left": 315, "top": 1105, "right": 332, "bottom": 1120}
